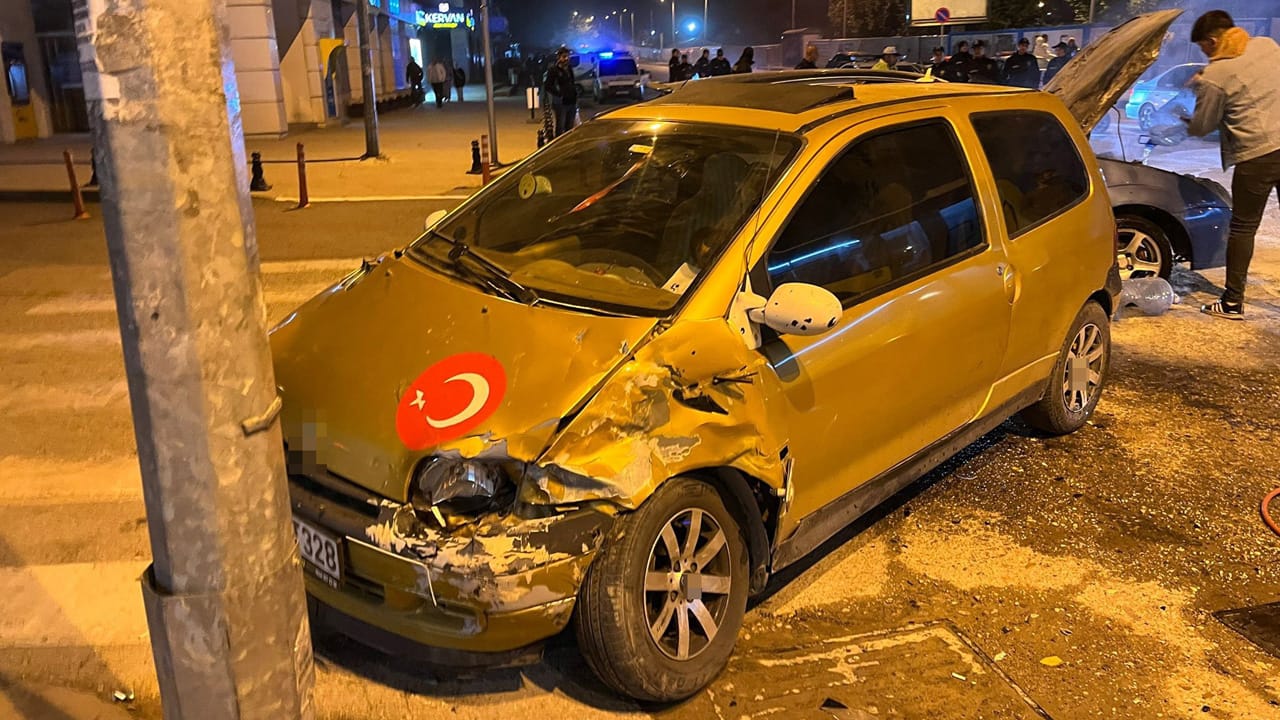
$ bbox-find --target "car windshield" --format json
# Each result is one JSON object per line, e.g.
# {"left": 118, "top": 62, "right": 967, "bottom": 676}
{"left": 411, "top": 120, "right": 801, "bottom": 315}
{"left": 599, "top": 58, "right": 638, "bottom": 76}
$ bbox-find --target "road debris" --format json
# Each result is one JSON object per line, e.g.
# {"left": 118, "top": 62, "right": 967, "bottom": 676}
{"left": 1040, "top": 656, "right": 1064, "bottom": 667}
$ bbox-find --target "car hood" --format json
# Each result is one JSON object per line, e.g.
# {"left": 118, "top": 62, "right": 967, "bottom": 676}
{"left": 270, "top": 255, "right": 658, "bottom": 501}
{"left": 1044, "top": 9, "right": 1183, "bottom": 133}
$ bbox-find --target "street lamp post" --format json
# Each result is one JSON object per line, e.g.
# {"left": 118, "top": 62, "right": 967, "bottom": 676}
{"left": 703, "top": 0, "right": 708, "bottom": 42}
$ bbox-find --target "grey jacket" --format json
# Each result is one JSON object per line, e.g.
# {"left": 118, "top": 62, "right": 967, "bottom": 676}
{"left": 1188, "top": 37, "right": 1280, "bottom": 169}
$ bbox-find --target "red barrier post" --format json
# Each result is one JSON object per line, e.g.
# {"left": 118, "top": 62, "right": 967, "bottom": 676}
{"left": 63, "top": 150, "right": 89, "bottom": 220}
{"left": 480, "top": 134, "right": 491, "bottom": 185}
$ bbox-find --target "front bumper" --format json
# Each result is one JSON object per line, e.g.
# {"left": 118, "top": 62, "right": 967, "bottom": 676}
{"left": 1183, "top": 204, "right": 1231, "bottom": 270}
{"left": 289, "top": 470, "right": 612, "bottom": 657}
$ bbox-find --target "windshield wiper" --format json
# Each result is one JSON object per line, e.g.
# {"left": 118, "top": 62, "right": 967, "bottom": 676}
{"left": 419, "top": 229, "right": 538, "bottom": 304}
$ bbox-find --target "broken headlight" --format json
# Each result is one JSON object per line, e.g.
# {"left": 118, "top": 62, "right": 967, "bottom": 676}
{"left": 411, "top": 457, "right": 516, "bottom": 516}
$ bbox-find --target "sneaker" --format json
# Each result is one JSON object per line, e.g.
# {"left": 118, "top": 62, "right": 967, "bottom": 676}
{"left": 1201, "top": 300, "right": 1244, "bottom": 320}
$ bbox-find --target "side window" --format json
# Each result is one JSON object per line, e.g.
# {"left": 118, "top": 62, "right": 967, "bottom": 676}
{"left": 971, "top": 111, "right": 1089, "bottom": 237}
{"left": 766, "top": 121, "right": 984, "bottom": 306}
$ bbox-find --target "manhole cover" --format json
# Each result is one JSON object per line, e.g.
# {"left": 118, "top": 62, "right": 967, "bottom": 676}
{"left": 1215, "top": 602, "right": 1280, "bottom": 659}
{"left": 664, "top": 620, "right": 1049, "bottom": 719}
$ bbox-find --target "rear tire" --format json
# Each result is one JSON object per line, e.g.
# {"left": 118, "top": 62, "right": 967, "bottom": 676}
{"left": 1020, "top": 301, "right": 1110, "bottom": 436}
{"left": 575, "top": 477, "right": 749, "bottom": 702}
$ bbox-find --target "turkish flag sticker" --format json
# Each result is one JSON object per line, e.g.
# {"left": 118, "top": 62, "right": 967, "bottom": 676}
{"left": 395, "top": 353, "right": 508, "bottom": 450}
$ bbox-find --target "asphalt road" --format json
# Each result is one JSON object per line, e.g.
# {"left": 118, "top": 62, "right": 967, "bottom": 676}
{"left": 1, "top": 197, "right": 1279, "bottom": 719}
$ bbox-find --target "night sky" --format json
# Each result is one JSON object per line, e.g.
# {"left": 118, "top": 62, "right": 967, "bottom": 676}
{"left": 499, "top": 0, "right": 837, "bottom": 49}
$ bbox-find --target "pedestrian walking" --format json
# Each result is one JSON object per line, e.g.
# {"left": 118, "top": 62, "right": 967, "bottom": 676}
{"left": 668, "top": 48, "right": 681, "bottom": 82}
{"left": 693, "top": 49, "right": 712, "bottom": 78}
{"left": 796, "top": 44, "right": 819, "bottom": 69}
{"left": 453, "top": 65, "right": 466, "bottom": 102}
{"left": 968, "top": 40, "right": 999, "bottom": 84}
{"left": 1034, "top": 34, "right": 1051, "bottom": 64}
{"left": 710, "top": 48, "right": 732, "bottom": 76}
{"left": 1042, "top": 42, "right": 1070, "bottom": 85}
{"left": 405, "top": 58, "right": 424, "bottom": 104}
{"left": 428, "top": 58, "right": 448, "bottom": 108}
{"left": 1184, "top": 10, "right": 1280, "bottom": 319}
{"left": 733, "top": 46, "right": 754, "bottom": 74}
{"left": 872, "top": 45, "right": 901, "bottom": 71}
{"left": 545, "top": 47, "right": 580, "bottom": 137}
{"left": 1003, "top": 37, "right": 1040, "bottom": 89}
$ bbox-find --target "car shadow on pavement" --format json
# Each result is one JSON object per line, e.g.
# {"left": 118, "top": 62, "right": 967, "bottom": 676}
{"left": 310, "top": 620, "right": 641, "bottom": 711}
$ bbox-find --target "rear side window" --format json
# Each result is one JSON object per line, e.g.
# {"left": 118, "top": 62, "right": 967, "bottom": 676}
{"left": 766, "top": 120, "right": 984, "bottom": 307}
{"left": 971, "top": 111, "right": 1089, "bottom": 237}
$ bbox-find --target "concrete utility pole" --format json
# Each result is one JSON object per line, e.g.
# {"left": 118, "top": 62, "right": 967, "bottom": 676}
{"left": 481, "top": 0, "right": 500, "bottom": 164}
{"left": 72, "top": 0, "right": 315, "bottom": 717}
{"left": 356, "top": 0, "right": 380, "bottom": 157}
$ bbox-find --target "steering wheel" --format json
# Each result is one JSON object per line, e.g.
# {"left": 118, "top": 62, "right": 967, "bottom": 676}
{"left": 574, "top": 249, "right": 665, "bottom": 286}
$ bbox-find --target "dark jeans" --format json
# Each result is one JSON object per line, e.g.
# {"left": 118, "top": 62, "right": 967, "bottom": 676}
{"left": 1224, "top": 147, "right": 1280, "bottom": 304}
{"left": 552, "top": 102, "right": 576, "bottom": 137}
{"left": 431, "top": 82, "right": 446, "bottom": 107}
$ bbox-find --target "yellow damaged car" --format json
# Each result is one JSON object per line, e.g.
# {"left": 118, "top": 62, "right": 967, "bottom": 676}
{"left": 273, "top": 13, "right": 1177, "bottom": 702}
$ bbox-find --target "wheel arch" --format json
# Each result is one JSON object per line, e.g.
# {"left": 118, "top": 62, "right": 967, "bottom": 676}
{"left": 1115, "top": 203, "right": 1192, "bottom": 264}
{"left": 683, "top": 466, "right": 779, "bottom": 596}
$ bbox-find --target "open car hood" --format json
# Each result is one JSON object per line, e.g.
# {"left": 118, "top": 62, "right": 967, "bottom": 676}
{"left": 1044, "top": 9, "right": 1184, "bottom": 133}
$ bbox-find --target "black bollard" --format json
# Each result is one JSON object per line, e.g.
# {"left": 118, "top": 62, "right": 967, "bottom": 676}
{"left": 536, "top": 129, "right": 545, "bottom": 148}
{"left": 466, "top": 140, "right": 482, "bottom": 175}
{"left": 86, "top": 154, "right": 99, "bottom": 187}
{"left": 250, "top": 152, "right": 271, "bottom": 191}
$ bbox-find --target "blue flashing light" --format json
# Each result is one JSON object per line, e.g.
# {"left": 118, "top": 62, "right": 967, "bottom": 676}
{"left": 599, "top": 51, "right": 614, "bottom": 59}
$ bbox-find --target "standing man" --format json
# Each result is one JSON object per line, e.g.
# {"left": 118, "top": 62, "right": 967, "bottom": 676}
{"left": 693, "top": 48, "right": 712, "bottom": 77}
{"left": 1184, "top": 10, "right": 1280, "bottom": 319}
{"left": 1003, "top": 37, "right": 1040, "bottom": 88}
{"left": 452, "top": 65, "right": 466, "bottom": 102}
{"left": 968, "top": 40, "right": 999, "bottom": 84}
{"left": 796, "top": 44, "right": 819, "bottom": 69}
{"left": 1042, "top": 41, "right": 1071, "bottom": 85}
{"left": 937, "top": 40, "right": 971, "bottom": 82}
{"left": 710, "top": 48, "right": 732, "bottom": 76}
{"left": 872, "top": 46, "right": 901, "bottom": 71}
{"left": 668, "top": 48, "right": 681, "bottom": 82}
{"left": 427, "top": 57, "right": 448, "bottom": 108}
{"left": 545, "top": 47, "right": 580, "bottom": 137}
{"left": 1066, "top": 36, "right": 1080, "bottom": 57}
{"left": 928, "top": 46, "right": 947, "bottom": 76}
{"left": 405, "top": 57, "right": 424, "bottom": 104}
{"left": 676, "top": 53, "right": 694, "bottom": 81}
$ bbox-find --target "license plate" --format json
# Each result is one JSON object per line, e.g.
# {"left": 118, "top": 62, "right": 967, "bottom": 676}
{"left": 292, "top": 516, "right": 342, "bottom": 587}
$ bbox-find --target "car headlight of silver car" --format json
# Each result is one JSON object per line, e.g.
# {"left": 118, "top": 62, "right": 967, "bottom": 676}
{"left": 411, "top": 457, "right": 516, "bottom": 516}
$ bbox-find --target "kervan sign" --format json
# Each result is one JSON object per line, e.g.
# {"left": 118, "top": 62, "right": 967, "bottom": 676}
{"left": 416, "top": 10, "right": 476, "bottom": 29}
{"left": 909, "top": 0, "right": 986, "bottom": 26}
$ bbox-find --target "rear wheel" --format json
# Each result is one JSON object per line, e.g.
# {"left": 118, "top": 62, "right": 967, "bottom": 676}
{"left": 1116, "top": 214, "right": 1173, "bottom": 280}
{"left": 1020, "top": 301, "right": 1110, "bottom": 436}
{"left": 1137, "top": 102, "right": 1156, "bottom": 130}
{"left": 575, "top": 477, "right": 749, "bottom": 702}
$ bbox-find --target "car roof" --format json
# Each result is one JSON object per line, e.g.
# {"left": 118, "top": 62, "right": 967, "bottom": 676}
{"left": 617, "top": 71, "right": 1031, "bottom": 133}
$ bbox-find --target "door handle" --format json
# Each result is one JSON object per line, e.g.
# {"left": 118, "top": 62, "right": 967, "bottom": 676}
{"left": 999, "top": 263, "right": 1020, "bottom": 304}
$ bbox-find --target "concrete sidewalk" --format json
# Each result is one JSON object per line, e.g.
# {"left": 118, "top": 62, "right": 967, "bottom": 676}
{"left": 0, "top": 86, "right": 549, "bottom": 202}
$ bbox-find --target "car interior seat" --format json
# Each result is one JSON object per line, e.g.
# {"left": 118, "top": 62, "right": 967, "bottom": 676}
{"left": 661, "top": 152, "right": 750, "bottom": 271}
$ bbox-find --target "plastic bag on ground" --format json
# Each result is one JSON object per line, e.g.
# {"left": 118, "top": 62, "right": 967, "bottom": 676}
{"left": 1116, "top": 277, "right": 1179, "bottom": 317}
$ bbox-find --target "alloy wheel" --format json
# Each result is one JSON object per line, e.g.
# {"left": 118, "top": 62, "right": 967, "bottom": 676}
{"left": 1138, "top": 103, "right": 1155, "bottom": 130}
{"left": 1117, "top": 227, "right": 1164, "bottom": 280}
{"left": 1062, "top": 323, "right": 1106, "bottom": 413}
{"left": 643, "top": 508, "right": 734, "bottom": 661}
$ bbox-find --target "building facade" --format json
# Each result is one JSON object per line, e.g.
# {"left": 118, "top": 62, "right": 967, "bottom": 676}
{"left": 1, "top": 0, "right": 480, "bottom": 144}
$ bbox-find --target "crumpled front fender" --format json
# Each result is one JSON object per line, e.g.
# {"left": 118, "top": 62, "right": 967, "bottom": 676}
{"left": 526, "top": 318, "right": 789, "bottom": 508}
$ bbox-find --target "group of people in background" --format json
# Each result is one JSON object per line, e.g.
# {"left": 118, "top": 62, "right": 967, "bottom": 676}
{"left": 404, "top": 57, "right": 466, "bottom": 108}
{"left": 668, "top": 47, "right": 754, "bottom": 81}
{"left": 928, "top": 32, "right": 1079, "bottom": 88}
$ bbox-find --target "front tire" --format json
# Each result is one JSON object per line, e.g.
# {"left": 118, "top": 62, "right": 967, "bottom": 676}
{"left": 1116, "top": 213, "right": 1173, "bottom": 280}
{"left": 575, "top": 477, "right": 749, "bottom": 702}
{"left": 1020, "top": 301, "right": 1110, "bottom": 436}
